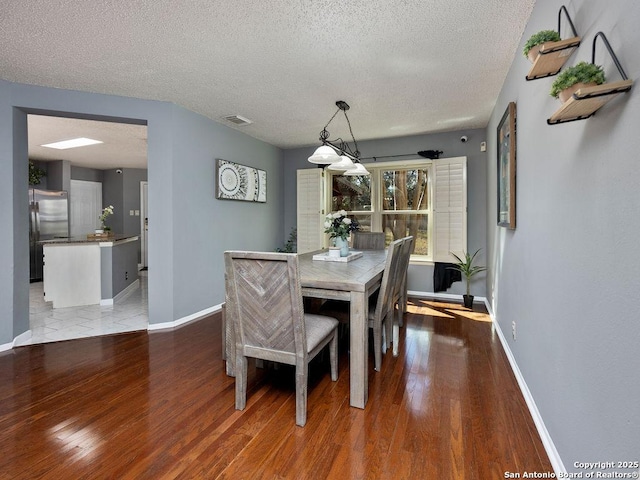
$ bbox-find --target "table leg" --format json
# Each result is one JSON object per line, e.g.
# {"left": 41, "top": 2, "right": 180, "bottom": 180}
{"left": 349, "top": 290, "right": 368, "bottom": 409}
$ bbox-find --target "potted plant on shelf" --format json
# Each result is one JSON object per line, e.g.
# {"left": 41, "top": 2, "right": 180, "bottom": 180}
{"left": 324, "top": 210, "right": 359, "bottom": 257}
{"left": 448, "top": 249, "right": 486, "bottom": 309}
{"left": 523, "top": 29, "right": 561, "bottom": 63}
{"left": 550, "top": 61, "right": 606, "bottom": 102}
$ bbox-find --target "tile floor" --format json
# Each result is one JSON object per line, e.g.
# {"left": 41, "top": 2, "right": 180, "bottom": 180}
{"left": 22, "top": 270, "right": 148, "bottom": 346}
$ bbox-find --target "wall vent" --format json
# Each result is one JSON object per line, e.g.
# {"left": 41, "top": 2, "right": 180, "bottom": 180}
{"left": 223, "top": 115, "right": 253, "bottom": 126}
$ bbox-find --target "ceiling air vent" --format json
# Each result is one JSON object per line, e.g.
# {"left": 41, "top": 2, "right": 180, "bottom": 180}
{"left": 223, "top": 115, "right": 253, "bottom": 126}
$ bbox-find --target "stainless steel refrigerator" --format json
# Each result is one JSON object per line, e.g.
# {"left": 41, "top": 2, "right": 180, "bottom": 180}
{"left": 29, "top": 188, "right": 69, "bottom": 282}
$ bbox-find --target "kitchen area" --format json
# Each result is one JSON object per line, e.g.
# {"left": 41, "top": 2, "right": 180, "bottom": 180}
{"left": 23, "top": 115, "right": 149, "bottom": 345}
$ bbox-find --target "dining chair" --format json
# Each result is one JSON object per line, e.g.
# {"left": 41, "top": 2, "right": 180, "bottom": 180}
{"left": 224, "top": 251, "right": 339, "bottom": 427}
{"left": 389, "top": 236, "right": 413, "bottom": 356}
{"left": 319, "top": 238, "right": 403, "bottom": 371}
{"left": 352, "top": 231, "right": 385, "bottom": 250}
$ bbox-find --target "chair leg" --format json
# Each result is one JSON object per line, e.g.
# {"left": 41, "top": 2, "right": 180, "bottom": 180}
{"left": 329, "top": 331, "right": 338, "bottom": 381}
{"left": 373, "top": 324, "right": 382, "bottom": 372}
{"left": 295, "top": 366, "right": 308, "bottom": 427}
{"left": 393, "top": 323, "right": 400, "bottom": 357}
{"left": 235, "top": 353, "right": 248, "bottom": 411}
{"left": 392, "top": 305, "right": 402, "bottom": 357}
{"left": 384, "top": 312, "right": 393, "bottom": 352}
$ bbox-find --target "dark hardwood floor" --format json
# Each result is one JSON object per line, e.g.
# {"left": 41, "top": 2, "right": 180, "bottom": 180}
{"left": 0, "top": 299, "right": 552, "bottom": 479}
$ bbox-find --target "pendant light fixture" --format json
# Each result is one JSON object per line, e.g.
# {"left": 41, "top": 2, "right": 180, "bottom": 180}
{"left": 344, "top": 162, "right": 371, "bottom": 176}
{"left": 308, "top": 101, "right": 370, "bottom": 175}
{"left": 327, "top": 155, "right": 355, "bottom": 171}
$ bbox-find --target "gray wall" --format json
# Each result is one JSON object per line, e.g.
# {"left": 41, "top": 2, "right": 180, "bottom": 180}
{"left": 283, "top": 128, "right": 488, "bottom": 297}
{"left": 105, "top": 240, "right": 138, "bottom": 299}
{"left": 487, "top": 0, "right": 640, "bottom": 470}
{"left": 169, "top": 104, "right": 283, "bottom": 320}
{"left": 1, "top": 80, "right": 283, "bottom": 345}
{"left": 122, "top": 168, "right": 147, "bottom": 238}
{"left": 46, "top": 159, "right": 71, "bottom": 192}
{"left": 102, "top": 168, "right": 125, "bottom": 232}
{"left": 71, "top": 165, "right": 104, "bottom": 183}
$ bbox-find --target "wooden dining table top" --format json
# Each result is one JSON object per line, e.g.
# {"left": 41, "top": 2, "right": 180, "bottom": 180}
{"left": 297, "top": 249, "right": 388, "bottom": 293}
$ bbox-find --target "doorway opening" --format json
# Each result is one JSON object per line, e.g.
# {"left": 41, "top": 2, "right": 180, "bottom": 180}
{"left": 26, "top": 113, "right": 149, "bottom": 345}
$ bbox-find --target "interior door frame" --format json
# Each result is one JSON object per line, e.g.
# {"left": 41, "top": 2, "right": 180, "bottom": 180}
{"left": 140, "top": 181, "right": 148, "bottom": 268}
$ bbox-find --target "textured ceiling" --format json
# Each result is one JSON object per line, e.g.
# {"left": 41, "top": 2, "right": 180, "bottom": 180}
{"left": 3, "top": 0, "right": 535, "bottom": 167}
{"left": 28, "top": 115, "right": 148, "bottom": 170}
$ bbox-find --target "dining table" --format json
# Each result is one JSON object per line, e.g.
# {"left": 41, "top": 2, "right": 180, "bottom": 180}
{"left": 223, "top": 248, "right": 388, "bottom": 410}
{"left": 298, "top": 249, "right": 387, "bottom": 409}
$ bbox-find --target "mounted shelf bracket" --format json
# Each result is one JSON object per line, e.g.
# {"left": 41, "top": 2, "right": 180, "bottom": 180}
{"left": 591, "top": 31, "right": 628, "bottom": 81}
{"left": 526, "top": 5, "right": 581, "bottom": 81}
{"left": 547, "top": 32, "right": 633, "bottom": 125}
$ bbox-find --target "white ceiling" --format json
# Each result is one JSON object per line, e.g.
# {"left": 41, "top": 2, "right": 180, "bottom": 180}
{"left": 3, "top": 0, "right": 535, "bottom": 169}
{"left": 28, "top": 115, "right": 148, "bottom": 169}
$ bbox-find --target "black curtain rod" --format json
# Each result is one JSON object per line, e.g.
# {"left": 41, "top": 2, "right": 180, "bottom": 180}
{"left": 360, "top": 153, "right": 416, "bottom": 161}
{"left": 361, "top": 150, "right": 443, "bottom": 161}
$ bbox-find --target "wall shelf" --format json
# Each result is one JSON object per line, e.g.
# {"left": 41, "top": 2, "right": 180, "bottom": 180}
{"left": 547, "top": 32, "right": 633, "bottom": 125}
{"left": 526, "top": 6, "right": 580, "bottom": 81}
{"left": 527, "top": 37, "right": 581, "bottom": 80}
{"left": 547, "top": 80, "right": 633, "bottom": 124}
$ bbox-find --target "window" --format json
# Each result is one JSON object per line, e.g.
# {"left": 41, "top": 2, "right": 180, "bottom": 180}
{"left": 330, "top": 174, "right": 372, "bottom": 231}
{"left": 381, "top": 167, "right": 429, "bottom": 256}
{"left": 326, "top": 157, "right": 466, "bottom": 262}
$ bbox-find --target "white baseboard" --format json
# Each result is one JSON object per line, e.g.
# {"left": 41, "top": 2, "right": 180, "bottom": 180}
{"left": 484, "top": 299, "right": 566, "bottom": 476}
{"left": 4, "top": 329, "right": 33, "bottom": 350}
{"left": 147, "top": 303, "right": 223, "bottom": 331}
{"left": 407, "top": 290, "right": 487, "bottom": 304}
{"left": 100, "top": 279, "right": 141, "bottom": 306}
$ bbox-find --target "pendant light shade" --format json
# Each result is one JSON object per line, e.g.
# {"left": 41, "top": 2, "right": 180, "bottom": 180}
{"left": 327, "top": 155, "right": 356, "bottom": 171}
{"left": 344, "top": 162, "right": 370, "bottom": 176}
{"left": 308, "top": 145, "right": 340, "bottom": 164}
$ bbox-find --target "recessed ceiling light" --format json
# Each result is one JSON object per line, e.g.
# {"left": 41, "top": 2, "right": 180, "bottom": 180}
{"left": 41, "top": 137, "right": 103, "bottom": 150}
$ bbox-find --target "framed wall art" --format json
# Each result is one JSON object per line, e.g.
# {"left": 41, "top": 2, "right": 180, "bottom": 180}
{"left": 216, "top": 159, "right": 267, "bottom": 203}
{"left": 497, "top": 102, "right": 516, "bottom": 229}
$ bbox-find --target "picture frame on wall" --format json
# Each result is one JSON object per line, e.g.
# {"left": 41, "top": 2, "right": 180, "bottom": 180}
{"left": 497, "top": 102, "right": 516, "bottom": 229}
{"left": 216, "top": 158, "right": 267, "bottom": 203}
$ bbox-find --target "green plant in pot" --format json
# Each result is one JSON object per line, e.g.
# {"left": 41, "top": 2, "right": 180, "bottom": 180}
{"left": 448, "top": 249, "right": 486, "bottom": 309}
{"left": 550, "top": 61, "right": 605, "bottom": 102}
{"left": 523, "top": 29, "right": 561, "bottom": 63}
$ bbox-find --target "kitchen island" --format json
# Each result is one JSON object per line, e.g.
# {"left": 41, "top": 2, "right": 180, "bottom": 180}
{"left": 42, "top": 234, "right": 139, "bottom": 308}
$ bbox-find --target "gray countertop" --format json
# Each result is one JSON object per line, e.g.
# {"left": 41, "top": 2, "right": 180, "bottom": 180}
{"left": 40, "top": 234, "right": 139, "bottom": 245}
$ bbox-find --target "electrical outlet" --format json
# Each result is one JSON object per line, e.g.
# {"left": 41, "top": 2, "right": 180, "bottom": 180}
{"left": 480, "top": 141, "right": 487, "bottom": 152}
{"left": 512, "top": 321, "right": 517, "bottom": 340}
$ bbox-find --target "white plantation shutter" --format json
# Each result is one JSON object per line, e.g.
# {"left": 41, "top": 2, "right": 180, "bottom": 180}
{"left": 296, "top": 169, "right": 324, "bottom": 253}
{"left": 433, "top": 157, "right": 467, "bottom": 262}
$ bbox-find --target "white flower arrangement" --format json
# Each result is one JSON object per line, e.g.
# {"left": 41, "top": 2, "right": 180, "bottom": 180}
{"left": 323, "top": 210, "right": 359, "bottom": 240}
{"left": 99, "top": 205, "right": 114, "bottom": 229}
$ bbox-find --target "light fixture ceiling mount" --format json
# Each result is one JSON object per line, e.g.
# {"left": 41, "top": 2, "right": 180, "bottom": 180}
{"left": 308, "top": 101, "right": 369, "bottom": 175}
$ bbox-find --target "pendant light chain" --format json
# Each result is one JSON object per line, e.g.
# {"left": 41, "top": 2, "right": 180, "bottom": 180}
{"left": 343, "top": 111, "right": 360, "bottom": 159}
